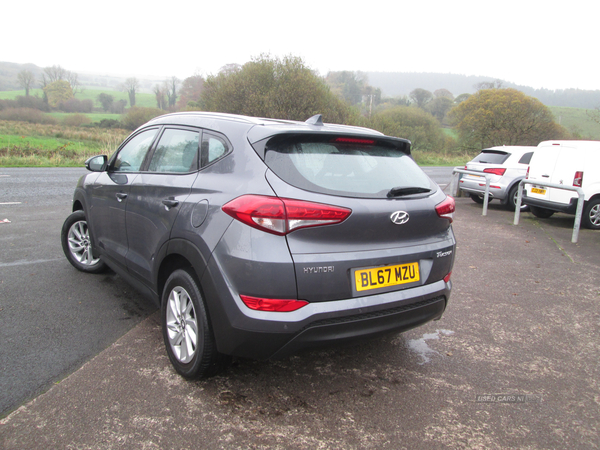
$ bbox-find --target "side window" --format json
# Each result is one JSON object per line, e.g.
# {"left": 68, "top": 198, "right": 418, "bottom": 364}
{"left": 148, "top": 129, "right": 199, "bottom": 173}
{"left": 112, "top": 128, "right": 158, "bottom": 172}
{"left": 518, "top": 152, "right": 534, "bottom": 165}
{"left": 201, "top": 132, "right": 230, "bottom": 167}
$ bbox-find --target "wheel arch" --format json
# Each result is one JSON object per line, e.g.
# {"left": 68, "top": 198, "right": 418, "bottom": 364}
{"left": 156, "top": 239, "right": 209, "bottom": 305}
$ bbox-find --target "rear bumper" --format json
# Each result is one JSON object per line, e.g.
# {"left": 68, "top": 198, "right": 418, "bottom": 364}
{"left": 522, "top": 193, "right": 578, "bottom": 214}
{"left": 459, "top": 178, "right": 508, "bottom": 200}
{"left": 201, "top": 255, "right": 452, "bottom": 360}
{"left": 269, "top": 295, "right": 447, "bottom": 359}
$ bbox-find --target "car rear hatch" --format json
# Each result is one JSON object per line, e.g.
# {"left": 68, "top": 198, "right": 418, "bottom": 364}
{"left": 463, "top": 149, "right": 510, "bottom": 188}
{"left": 526, "top": 142, "right": 583, "bottom": 204}
{"left": 256, "top": 133, "right": 455, "bottom": 302}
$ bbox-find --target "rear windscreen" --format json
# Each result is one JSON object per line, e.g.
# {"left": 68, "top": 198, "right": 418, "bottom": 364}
{"left": 472, "top": 151, "right": 509, "bottom": 164}
{"left": 264, "top": 136, "right": 432, "bottom": 198}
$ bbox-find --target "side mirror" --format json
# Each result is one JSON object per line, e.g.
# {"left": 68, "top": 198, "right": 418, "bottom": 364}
{"left": 85, "top": 155, "right": 107, "bottom": 172}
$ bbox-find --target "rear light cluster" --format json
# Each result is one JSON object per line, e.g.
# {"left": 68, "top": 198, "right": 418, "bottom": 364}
{"left": 435, "top": 196, "right": 455, "bottom": 223}
{"left": 483, "top": 168, "right": 506, "bottom": 176}
{"left": 573, "top": 171, "right": 583, "bottom": 187}
{"left": 223, "top": 194, "right": 351, "bottom": 236}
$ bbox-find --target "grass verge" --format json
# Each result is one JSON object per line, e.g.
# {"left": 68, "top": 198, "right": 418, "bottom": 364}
{"left": 0, "top": 120, "right": 128, "bottom": 167}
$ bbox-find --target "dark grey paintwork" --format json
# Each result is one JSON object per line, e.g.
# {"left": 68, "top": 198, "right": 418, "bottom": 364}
{"left": 68, "top": 112, "right": 456, "bottom": 361}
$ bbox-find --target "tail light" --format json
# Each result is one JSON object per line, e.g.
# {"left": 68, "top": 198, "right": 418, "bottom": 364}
{"left": 444, "top": 272, "right": 452, "bottom": 283}
{"left": 222, "top": 195, "right": 351, "bottom": 236}
{"left": 436, "top": 196, "right": 455, "bottom": 223}
{"left": 483, "top": 168, "right": 506, "bottom": 176}
{"left": 240, "top": 295, "right": 308, "bottom": 312}
{"left": 573, "top": 171, "right": 583, "bottom": 187}
{"left": 526, "top": 166, "right": 530, "bottom": 179}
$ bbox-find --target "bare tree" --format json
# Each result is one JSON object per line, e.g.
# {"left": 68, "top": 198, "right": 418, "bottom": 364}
{"left": 40, "top": 65, "right": 81, "bottom": 96}
{"left": 17, "top": 70, "right": 35, "bottom": 96}
{"left": 44, "top": 65, "right": 68, "bottom": 82}
{"left": 164, "top": 77, "right": 179, "bottom": 109}
{"left": 122, "top": 77, "right": 140, "bottom": 107}
{"left": 474, "top": 79, "right": 504, "bottom": 90}
{"left": 66, "top": 71, "right": 81, "bottom": 95}
{"left": 154, "top": 84, "right": 167, "bottom": 110}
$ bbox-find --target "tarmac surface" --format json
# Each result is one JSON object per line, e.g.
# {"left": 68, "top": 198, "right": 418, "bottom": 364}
{"left": 1, "top": 196, "right": 599, "bottom": 449}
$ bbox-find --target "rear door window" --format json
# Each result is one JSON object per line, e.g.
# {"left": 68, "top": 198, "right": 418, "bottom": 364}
{"left": 518, "top": 152, "right": 534, "bottom": 165}
{"left": 201, "top": 132, "right": 231, "bottom": 167}
{"left": 148, "top": 128, "right": 199, "bottom": 173}
{"left": 264, "top": 135, "right": 432, "bottom": 198}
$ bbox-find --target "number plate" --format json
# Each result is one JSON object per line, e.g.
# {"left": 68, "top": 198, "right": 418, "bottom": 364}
{"left": 531, "top": 187, "right": 546, "bottom": 195}
{"left": 354, "top": 262, "right": 420, "bottom": 292}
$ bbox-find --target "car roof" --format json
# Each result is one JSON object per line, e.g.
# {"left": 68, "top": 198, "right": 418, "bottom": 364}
{"left": 143, "top": 112, "right": 408, "bottom": 146}
{"left": 482, "top": 145, "right": 536, "bottom": 155}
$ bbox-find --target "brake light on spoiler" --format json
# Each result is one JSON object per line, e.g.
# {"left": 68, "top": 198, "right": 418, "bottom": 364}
{"left": 223, "top": 195, "right": 352, "bottom": 236}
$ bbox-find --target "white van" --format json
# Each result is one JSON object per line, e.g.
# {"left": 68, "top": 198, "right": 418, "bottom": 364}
{"left": 522, "top": 140, "right": 600, "bottom": 229}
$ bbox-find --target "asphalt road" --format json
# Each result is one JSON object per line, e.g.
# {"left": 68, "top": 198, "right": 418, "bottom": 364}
{"left": 1, "top": 191, "right": 598, "bottom": 449}
{"left": 0, "top": 166, "right": 455, "bottom": 417}
{"left": 0, "top": 168, "right": 157, "bottom": 416}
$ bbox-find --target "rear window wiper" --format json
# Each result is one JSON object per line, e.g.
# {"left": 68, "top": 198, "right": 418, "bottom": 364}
{"left": 387, "top": 186, "right": 431, "bottom": 198}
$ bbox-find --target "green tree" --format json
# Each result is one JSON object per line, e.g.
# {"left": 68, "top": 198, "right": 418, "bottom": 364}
{"left": 121, "top": 107, "right": 164, "bottom": 130}
{"left": 425, "top": 97, "right": 454, "bottom": 122}
{"left": 17, "top": 70, "right": 35, "bottom": 97}
{"left": 325, "top": 71, "right": 367, "bottom": 105}
{"left": 200, "top": 54, "right": 357, "bottom": 123}
{"left": 454, "top": 93, "right": 471, "bottom": 104}
{"left": 43, "top": 80, "right": 73, "bottom": 108}
{"left": 370, "top": 106, "right": 446, "bottom": 151}
{"left": 448, "top": 88, "right": 567, "bottom": 150}
{"left": 97, "top": 93, "right": 115, "bottom": 112}
{"left": 409, "top": 88, "right": 433, "bottom": 108}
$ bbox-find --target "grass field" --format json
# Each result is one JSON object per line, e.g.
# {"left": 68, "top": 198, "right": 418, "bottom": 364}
{"left": 0, "top": 88, "right": 156, "bottom": 109}
{"left": 0, "top": 120, "right": 128, "bottom": 167}
{"left": 548, "top": 106, "right": 600, "bottom": 139}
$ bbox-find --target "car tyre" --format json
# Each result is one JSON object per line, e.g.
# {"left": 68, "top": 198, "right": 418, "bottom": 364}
{"left": 506, "top": 185, "right": 530, "bottom": 212}
{"left": 582, "top": 198, "right": 600, "bottom": 230}
{"left": 161, "top": 268, "right": 228, "bottom": 379}
{"left": 529, "top": 206, "right": 555, "bottom": 219}
{"left": 61, "top": 210, "right": 107, "bottom": 273}
{"left": 470, "top": 194, "right": 487, "bottom": 204}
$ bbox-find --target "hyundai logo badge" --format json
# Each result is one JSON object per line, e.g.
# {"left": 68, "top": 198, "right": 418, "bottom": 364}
{"left": 390, "top": 211, "right": 409, "bottom": 225}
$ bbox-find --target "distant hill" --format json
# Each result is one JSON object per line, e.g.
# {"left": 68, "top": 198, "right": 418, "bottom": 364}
{"left": 366, "top": 72, "right": 600, "bottom": 109}
{"left": 2, "top": 62, "right": 600, "bottom": 109}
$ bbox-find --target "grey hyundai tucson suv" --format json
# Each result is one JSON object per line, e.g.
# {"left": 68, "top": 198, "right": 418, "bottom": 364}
{"left": 61, "top": 112, "right": 456, "bottom": 378}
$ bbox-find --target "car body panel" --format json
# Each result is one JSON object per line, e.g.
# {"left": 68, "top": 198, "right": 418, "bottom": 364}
{"left": 68, "top": 112, "right": 456, "bottom": 363}
{"left": 524, "top": 141, "right": 600, "bottom": 210}
{"left": 460, "top": 146, "right": 535, "bottom": 203}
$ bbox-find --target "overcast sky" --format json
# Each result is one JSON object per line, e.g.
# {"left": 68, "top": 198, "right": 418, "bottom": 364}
{"left": 3, "top": 0, "right": 597, "bottom": 91}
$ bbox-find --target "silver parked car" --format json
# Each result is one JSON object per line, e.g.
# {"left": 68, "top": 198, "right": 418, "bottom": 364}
{"left": 459, "top": 146, "right": 535, "bottom": 211}
{"left": 61, "top": 112, "right": 456, "bottom": 378}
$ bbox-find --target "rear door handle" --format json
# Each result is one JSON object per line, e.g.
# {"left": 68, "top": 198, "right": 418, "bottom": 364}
{"left": 542, "top": 174, "right": 550, "bottom": 178}
{"left": 116, "top": 193, "right": 128, "bottom": 202}
{"left": 162, "top": 199, "right": 180, "bottom": 209}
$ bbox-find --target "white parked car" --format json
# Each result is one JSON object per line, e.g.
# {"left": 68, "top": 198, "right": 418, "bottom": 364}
{"left": 522, "top": 140, "right": 600, "bottom": 229}
{"left": 459, "top": 146, "right": 535, "bottom": 211}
